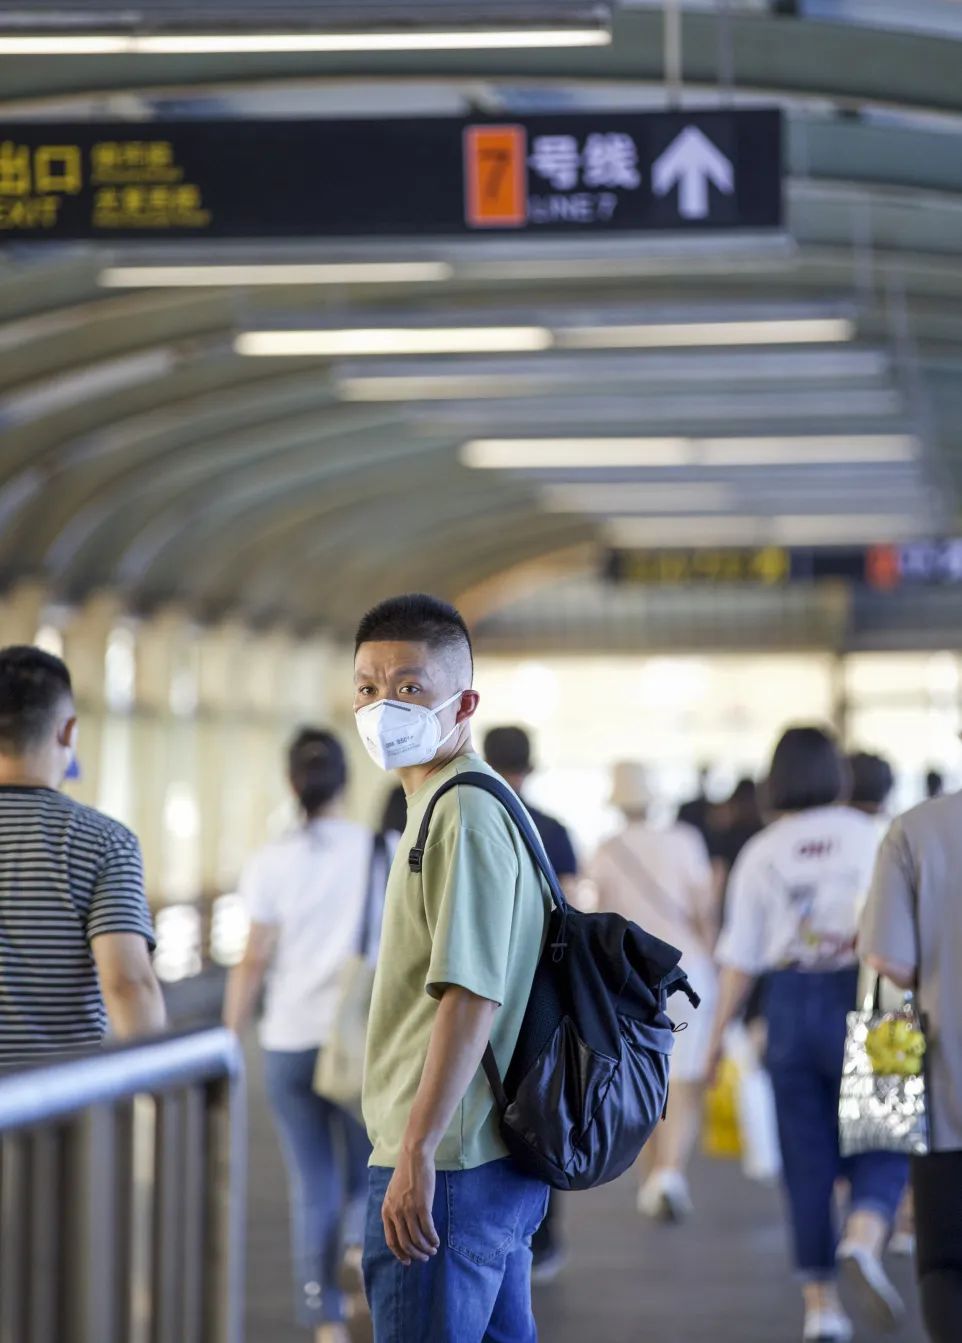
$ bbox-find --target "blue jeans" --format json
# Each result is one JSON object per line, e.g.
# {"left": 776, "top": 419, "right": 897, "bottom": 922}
{"left": 262, "top": 1047, "right": 371, "bottom": 1326}
{"left": 363, "top": 1159, "right": 549, "bottom": 1342}
{"left": 765, "top": 967, "right": 909, "bottom": 1279}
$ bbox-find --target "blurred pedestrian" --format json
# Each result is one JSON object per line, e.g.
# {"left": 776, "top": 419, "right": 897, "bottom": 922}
{"left": 708, "top": 727, "right": 908, "bottom": 1343}
{"left": 847, "top": 751, "right": 895, "bottom": 823}
{"left": 590, "top": 762, "right": 718, "bottom": 1222}
{"left": 0, "top": 645, "right": 164, "bottom": 1066}
{"left": 485, "top": 724, "right": 578, "bottom": 1284}
{"left": 677, "top": 763, "right": 717, "bottom": 850}
{"left": 484, "top": 725, "right": 578, "bottom": 901}
{"left": 224, "top": 728, "right": 381, "bottom": 1343}
{"left": 860, "top": 785, "right": 962, "bottom": 1343}
{"left": 711, "top": 777, "right": 765, "bottom": 912}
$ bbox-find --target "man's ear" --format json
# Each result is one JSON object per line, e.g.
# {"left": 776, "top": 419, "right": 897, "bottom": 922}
{"left": 456, "top": 690, "right": 481, "bottom": 722}
{"left": 59, "top": 716, "right": 79, "bottom": 750}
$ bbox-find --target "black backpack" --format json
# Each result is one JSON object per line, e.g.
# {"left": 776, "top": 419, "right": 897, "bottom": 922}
{"left": 409, "top": 771, "right": 700, "bottom": 1192}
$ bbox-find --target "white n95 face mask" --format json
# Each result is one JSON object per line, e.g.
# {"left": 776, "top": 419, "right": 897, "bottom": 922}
{"left": 355, "top": 690, "right": 464, "bottom": 771}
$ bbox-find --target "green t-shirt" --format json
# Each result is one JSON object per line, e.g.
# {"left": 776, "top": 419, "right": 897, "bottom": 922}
{"left": 362, "top": 752, "right": 550, "bottom": 1171}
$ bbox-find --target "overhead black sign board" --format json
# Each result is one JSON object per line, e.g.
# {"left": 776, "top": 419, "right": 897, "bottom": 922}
{"left": 605, "top": 543, "right": 962, "bottom": 590}
{"left": 0, "top": 109, "right": 782, "bottom": 242}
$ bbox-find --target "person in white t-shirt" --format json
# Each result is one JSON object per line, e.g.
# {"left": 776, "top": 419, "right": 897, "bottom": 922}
{"left": 707, "top": 727, "right": 908, "bottom": 1343}
{"left": 224, "top": 728, "right": 384, "bottom": 1343}
{"left": 589, "top": 762, "right": 718, "bottom": 1224}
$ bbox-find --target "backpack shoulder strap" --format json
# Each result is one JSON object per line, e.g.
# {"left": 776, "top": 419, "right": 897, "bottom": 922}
{"left": 408, "top": 770, "right": 569, "bottom": 917}
{"left": 407, "top": 769, "right": 569, "bottom": 1116}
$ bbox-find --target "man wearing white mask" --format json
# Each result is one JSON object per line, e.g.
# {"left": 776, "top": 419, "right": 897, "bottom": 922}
{"left": 354, "top": 594, "right": 551, "bottom": 1343}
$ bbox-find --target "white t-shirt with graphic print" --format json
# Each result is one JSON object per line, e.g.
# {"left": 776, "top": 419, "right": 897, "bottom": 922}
{"left": 716, "top": 805, "right": 883, "bottom": 976}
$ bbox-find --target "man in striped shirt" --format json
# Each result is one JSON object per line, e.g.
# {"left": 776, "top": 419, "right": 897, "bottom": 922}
{"left": 0, "top": 645, "right": 165, "bottom": 1066}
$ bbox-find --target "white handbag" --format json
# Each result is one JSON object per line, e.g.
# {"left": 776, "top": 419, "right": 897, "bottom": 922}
{"left": 313, "top": 834, "right": 388, "bottom": 1120}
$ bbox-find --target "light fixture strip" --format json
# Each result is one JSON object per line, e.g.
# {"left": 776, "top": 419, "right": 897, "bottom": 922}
{"left": 461, "top": 435, "right": 918, "bottom": 470}
{"left": 236, "top": 317, "right": 855, "bottom": 361}
{"left": 0, "top": 29, "right": 611, "bottom": 56}
{"left": 235, "top": 328, "right": 554, "bottom": 357}
{"left": 556, "top": 318, "right": 855, "bottom": 349}
{"left": 606, "top": 514, "right": 926, "bottom": 548}
{"left": 541, "top": 483, "right": 736, "bottom": 513}
{"left": 100, "top": 262, "right": 453, "bottom": 288}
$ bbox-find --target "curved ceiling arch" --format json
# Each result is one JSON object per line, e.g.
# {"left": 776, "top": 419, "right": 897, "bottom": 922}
{"left": 126, "top": 452, "right": 525, "bottom": 611}
{"left": 1, "top": 9, "right": 962, "bottom": 632}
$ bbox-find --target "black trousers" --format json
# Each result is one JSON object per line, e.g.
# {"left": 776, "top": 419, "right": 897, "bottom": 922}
{"left": 913, "top": 1152, "right": 962, "bottom": 1343}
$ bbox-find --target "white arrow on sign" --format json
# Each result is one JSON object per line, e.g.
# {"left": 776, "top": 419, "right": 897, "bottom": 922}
{"left": 652, "top": 126, "right": 734, "bottom": 221}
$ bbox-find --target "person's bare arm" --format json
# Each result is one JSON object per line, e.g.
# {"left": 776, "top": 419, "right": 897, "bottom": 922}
{"left": 381, "top": 985, "right": 498, "bottom": 1266}
{"left": 92, "top": 932, "right": 167, "bottom": 1039}
{"left": 223, "top": 921, "right": 277, "bottom": 1034}
{"left": 864, "top": 954, "right": 915, "bottom": 991}
{"left": 705, "top": 965, "right": 755, "bottom": 1081}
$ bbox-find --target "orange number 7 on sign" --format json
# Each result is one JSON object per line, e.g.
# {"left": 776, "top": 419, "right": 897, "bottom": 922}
{"left": 464, "top": 126, "right": 528, "bottom": 229}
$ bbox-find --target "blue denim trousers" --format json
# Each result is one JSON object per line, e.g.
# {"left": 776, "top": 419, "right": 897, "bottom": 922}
{"left": 363, "top": 1159, "right": 549, "bottom": 1342}
{"left": 764, "top": 967, "right": 909, "bottom": 1279}
{"left": 262, "top": 1047, "right": 371, "bottom": 1326}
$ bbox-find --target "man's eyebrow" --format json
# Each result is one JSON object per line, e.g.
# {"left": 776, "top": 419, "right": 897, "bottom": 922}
{"left": 353, "top": 665, "right": 430, "bottom": 680}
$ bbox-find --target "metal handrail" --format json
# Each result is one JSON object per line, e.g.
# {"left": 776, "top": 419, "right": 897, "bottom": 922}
{"left": 0, "top": 1026, "right": 242, "bottom": 1130}
{"left": 0, "top": 1027, "right": 246, "bottom": 1343}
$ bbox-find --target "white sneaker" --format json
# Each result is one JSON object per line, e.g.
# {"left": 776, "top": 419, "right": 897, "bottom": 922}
{"left": 803, "top": 1309, "right": 853, "bottom": 1342}
{"left": 837, "top": 1241, "right": 905, "bottom": 1333}
{"left": 637, "top": 1170, "right": 693, "bottom": 1223}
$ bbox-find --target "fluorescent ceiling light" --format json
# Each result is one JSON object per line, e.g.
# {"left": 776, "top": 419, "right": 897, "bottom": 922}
{"left": 542, "top": 484, "right": 736, "bottom": 513}
{"left": 607, "top": 514, "right": 924, "bottom": 548}
{"left": 770, "top": 515, "right": 927, "bottom": 546}
{"left": 238, "top": 318, "right": 855, "bottom": 361}
{"left": 342, "top": 379, "right": 898, "bottom": 418}
{"left": 236, "top": 328, "right": 553, "bottom": 357}
{"left": 340, "top": 375, "right": 555, "bottom": 401}
{"left": 100, "top": 262, "right": 452, "bottom": 288}
{"left": 556, "top": 318, "right": 855, "bottom": 349}
{"left": 336, "top": 349, "right": 891, "bottom": 400}
{"left": 461, "top": 435, "right": 917, "bottom": 470}
{"left": 463, "top": 438, "right": 690, "bottom": 469}
{"left": 0, "top": 29, "right": 610, "bottom": 55}
{"left": 700, "top": 434, "right": 916, "bottom": 466}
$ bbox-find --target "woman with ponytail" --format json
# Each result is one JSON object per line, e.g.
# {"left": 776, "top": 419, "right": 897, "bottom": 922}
{"left": 225, "top": 728, "right": 385, "bottom": 1343}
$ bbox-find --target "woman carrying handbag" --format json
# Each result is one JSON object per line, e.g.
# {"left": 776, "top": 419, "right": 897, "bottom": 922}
{"left": 860, "top": 788, "right": 962, "bottom": 1343}
{"left": 224, "top": 728, "right": 387, "bottom": 1343}
{"left": 707, "top": 727, "right": 909, "bottom": 1343}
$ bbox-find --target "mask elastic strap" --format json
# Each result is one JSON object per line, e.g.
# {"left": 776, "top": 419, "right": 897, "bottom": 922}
{"left": 435, "top": 689, "right": 466, "bottom": 749}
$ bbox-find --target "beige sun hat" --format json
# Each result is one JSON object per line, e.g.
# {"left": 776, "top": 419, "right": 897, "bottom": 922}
{"left": 610, "top": 761, "right": 653, "bottom": 812}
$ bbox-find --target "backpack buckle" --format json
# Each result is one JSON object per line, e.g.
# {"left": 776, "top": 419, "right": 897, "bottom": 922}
{"left": 408, "top": 846, "right": 424, "bottom": 873}
{"left": 550, "top": 938, "right": 567, "bottom": 964}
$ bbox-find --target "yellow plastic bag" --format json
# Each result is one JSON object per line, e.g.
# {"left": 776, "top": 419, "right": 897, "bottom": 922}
{"left": 703, "top": 1057, "right": 743, "bottom": 1160}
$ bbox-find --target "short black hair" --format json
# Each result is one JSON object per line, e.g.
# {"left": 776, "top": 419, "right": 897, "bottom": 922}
{"left": 288, "top": 728, "right": 347, "bottom": 815}
{"left": 0, "top": 646, "right": 73, "bottom": 754}
{"left": 848, "top": 752, "right": 895, "bottom": 808}
{"left": 484, "top": 726, "right": 533, "bottom": 775}
{"left": 767, "top": 726, "right": 845, "bottom": 813}
{"left": 354, "top": 593, "right": 473, "bottom": 676}
{"left": 926, "top": 769, "right": 944, "bottom": 799}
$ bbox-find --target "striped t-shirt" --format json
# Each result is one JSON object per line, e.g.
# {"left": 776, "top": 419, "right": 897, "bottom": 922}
{"left": 0, "top": 785, "right": 156, "bottom": 1066}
